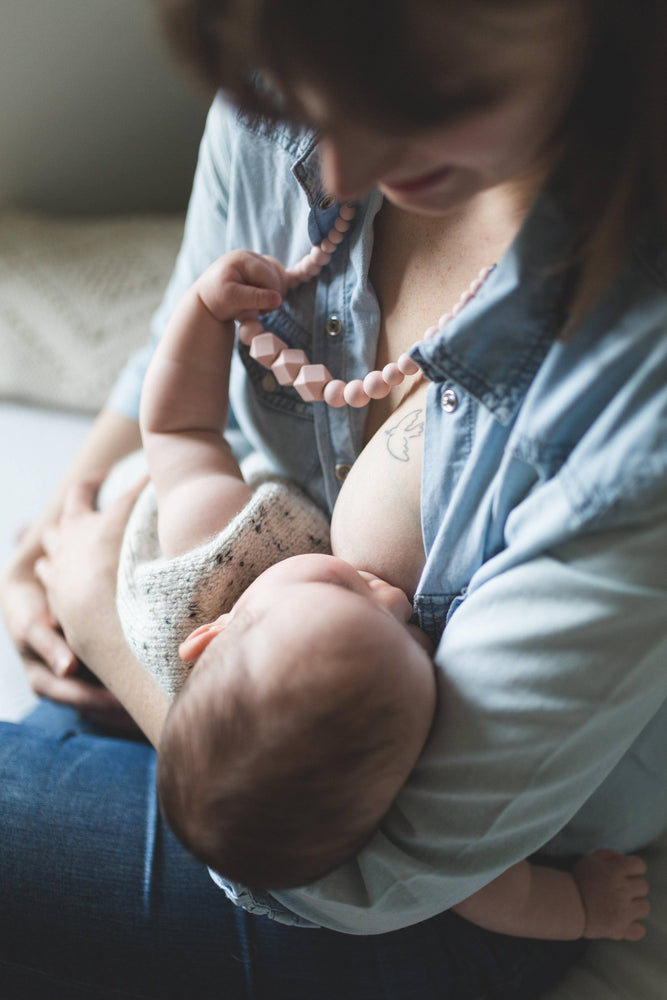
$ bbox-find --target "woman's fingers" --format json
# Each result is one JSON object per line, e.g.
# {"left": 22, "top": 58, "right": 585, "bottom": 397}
{"left": 25, "top": 661, "right": 124, "bottom": 711}
{"left": 61, "top": 477, "right": 104, "bottom": 517}
{"left": 107, "top": 475, "right": 149, "bottom": 528}
{"left": 24, "top": 616, "right": 78, "bottom": 676}
{"left": 40, "top": 526, "right": 60, "bottom": 557}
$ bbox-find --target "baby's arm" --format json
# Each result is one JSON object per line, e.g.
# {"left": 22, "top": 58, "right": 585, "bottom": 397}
{"left": 140, "top": 251, "right": 286, "bottom": 557}
{"left": 453, "top": 849, "right": 649, "bottom": 941}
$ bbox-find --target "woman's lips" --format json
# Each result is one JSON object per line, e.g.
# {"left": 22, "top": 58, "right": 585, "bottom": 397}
{"left": 381, "top": 165, "right": 453, "bottom": 195}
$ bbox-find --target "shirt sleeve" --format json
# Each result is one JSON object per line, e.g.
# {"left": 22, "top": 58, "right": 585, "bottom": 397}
{"left": 271, "top": 513, "right": 667, "bottom": 933}
{"left": 105, "top": 94, "right": 234, "bottom": 422}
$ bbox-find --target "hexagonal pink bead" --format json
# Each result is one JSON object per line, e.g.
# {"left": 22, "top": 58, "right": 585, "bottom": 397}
{"left": 249, "top": 332, "right": 287, "bottom": 368}
{"left": 293, "top": 364, "right": 332, "bottom": 402}
{"left": 272, "top": 348, "right": 309, "bottom": 385}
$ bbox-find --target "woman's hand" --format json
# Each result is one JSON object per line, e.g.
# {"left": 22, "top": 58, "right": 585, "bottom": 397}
{"left": 30, "top": 477, "right": 146, "bottom": 725}
{"left": 1, "top": 547, "right": 128, "bottom": 719}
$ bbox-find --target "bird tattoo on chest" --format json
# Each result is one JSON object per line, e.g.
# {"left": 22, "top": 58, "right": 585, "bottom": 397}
{"left": 385, "top": 409, "right": 424, "bottom": 462}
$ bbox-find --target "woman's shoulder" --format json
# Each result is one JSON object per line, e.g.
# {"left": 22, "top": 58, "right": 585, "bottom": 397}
{"left": 207, "top": 91, "right": 315, "bottom": 162}
{"left": 537, "top": 272, "right": 667, "bottom": 531}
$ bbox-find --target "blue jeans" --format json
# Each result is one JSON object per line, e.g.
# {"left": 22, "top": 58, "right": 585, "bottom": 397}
{"left": 0, "top": 702, "right": 585, "bottom": 1000}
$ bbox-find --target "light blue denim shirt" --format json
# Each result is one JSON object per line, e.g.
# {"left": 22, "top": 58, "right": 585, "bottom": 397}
{"left": 108, "top": 95, "right": 667, "bottom": 935}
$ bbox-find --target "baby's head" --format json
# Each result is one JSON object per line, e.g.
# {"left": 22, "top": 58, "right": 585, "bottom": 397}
{"left": 156, "top": 554, "right": 435, "bottom": 889}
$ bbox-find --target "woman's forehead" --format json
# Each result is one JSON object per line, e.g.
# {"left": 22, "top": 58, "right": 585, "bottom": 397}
{"left": 273, "top": 0, "right": 588, "bottom": 130}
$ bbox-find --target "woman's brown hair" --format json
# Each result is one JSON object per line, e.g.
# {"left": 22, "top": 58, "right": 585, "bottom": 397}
{"left": 154, "top": 0, "right": 667, "bottom": 321}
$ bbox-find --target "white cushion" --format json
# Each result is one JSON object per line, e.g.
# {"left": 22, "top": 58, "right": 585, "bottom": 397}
{"left": 0, "top": 210, "right": 183, "bottom": 412}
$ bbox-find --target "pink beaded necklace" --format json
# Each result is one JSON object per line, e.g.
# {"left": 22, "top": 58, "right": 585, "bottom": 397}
{"left": 237, "top": 203, "right": 495, "bottom": 408}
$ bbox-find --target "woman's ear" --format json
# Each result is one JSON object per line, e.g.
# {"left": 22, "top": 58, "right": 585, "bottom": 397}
{"left": 178, "top": 615, "right": 230, "bottom": 662}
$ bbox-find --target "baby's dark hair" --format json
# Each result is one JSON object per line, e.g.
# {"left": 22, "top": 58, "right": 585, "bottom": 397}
{"left": 156, "top": 603, "right": 432, "bottom": 888}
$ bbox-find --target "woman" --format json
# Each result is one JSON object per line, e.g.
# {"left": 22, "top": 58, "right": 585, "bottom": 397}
{"left": 1, "top": 0, "right": 666, "bottom": 996}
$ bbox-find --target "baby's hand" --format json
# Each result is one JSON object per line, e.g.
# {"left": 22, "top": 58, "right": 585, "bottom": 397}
{"left": 197, "top": 250, "right": 288, "bottom": 324}
{"left": 573, "top": 849, "right": 649, "bottom": 941}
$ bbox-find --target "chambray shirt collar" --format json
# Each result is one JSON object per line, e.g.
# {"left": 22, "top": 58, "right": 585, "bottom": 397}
{"left": 285, "top": 124, "right": 577, "bottom": 429}
{"left": 411, "top": 182, "right": 576, "bottom": 425}
{"left": 290, "top": 131, "right": 322, "bottom": 202}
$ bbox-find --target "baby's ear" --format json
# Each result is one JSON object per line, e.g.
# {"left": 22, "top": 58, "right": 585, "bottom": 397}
{"left": 178, "top": 616, "right": 229, "bottom": 662}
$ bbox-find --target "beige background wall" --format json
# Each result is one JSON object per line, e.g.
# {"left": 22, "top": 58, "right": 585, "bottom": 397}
{"left": 0, "top": 0, "right": 209, "bottom": 213}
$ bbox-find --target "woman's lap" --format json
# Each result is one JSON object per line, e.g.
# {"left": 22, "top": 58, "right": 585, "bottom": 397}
{"left": 0, "top": 703, "right": 584, "bottom": 1000}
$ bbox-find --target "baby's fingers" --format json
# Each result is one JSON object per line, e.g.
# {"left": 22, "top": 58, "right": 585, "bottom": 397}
{"left": 233, "top": 283, "right": 283, "bottom": 320}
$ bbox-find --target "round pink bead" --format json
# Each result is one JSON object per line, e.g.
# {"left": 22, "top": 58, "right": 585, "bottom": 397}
{"left": 327, "top": 228, "right": 344, "bottom": 245}
{"left": 320, "top": 237, "right": 336, "bottom": 254}
{"left": 333, "top": 217, "right": 350, "bottom": 233}
{"left": 323, "top": 379, "right": 347, "bottom": 407}
{"left": 237, "top": 320, "right": 264, "bottom": 346}
{"left": 397, "top": 353, "right": 420, "bottom": 376}
{"left": 304, "top": 261, "right": 322, "bottom": 278}
{"left": 343, "top": 379, "right": 370, "bottom": 408}
{"left": 363, "top": 371, "right": 391, "bottom": 399}
{"left": 339, "top": 204, "right": 356, "bottom": 221}
{"left": 450, "top": 301, "right": 463, "bottom": 317}
{"left": 424, "top": 324, "right": 439, "bottom": 340}
{"left": 382, "top": 362, "right": 405, "bottom": 386}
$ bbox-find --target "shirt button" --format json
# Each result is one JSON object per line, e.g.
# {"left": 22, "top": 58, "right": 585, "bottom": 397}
{"left": 441, "top": 388, "right": 459, "bottom": 412}
{"left": 261, "top": 372, "right": 278, "bottom": 393}
{"left": 326, "top": 315, "right": 343, "bottom": 337}
{"left": 319, "top": 194, "right": 336, "bottom": 211}
{"left": 334, "top": 462, "right": 352, "bottom": 482}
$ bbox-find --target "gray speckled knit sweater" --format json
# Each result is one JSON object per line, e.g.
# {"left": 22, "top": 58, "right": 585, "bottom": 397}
{"left": 106, "top": 455, "right": 331, "bottom": 698}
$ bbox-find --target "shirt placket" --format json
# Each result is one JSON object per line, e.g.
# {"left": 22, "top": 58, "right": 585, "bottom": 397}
{"left": 291, "top": 145, "right": 383, "bottom": 511}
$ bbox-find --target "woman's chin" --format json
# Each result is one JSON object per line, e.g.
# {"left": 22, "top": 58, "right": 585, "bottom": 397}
{"left": 379, "top": 168, "right": 482, "bottom": 215}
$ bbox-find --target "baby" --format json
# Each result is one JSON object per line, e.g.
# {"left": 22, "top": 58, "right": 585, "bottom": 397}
{"left": 132, "top": 249, "right": 647, "bottom": 940}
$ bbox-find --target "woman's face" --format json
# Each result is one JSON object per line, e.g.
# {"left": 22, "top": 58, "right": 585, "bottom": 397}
{"left": 295, "top": 1, "right": 589, "bottom": 214}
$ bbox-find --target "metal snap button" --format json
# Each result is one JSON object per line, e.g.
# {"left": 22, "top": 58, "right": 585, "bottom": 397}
{"left": 325, "top": 315, "right": 343, "bottom": 337}
{"left": 319, "top": 194, "right": 336, "bottom": 211}
{"left": 261, "top": 372, "right": 278, "bottom": 393}
{"left": 334, "top": 462, "right": 352, "bottom": 482}
{"left": 441, "top": 388, "right": 459, "bottom": 412}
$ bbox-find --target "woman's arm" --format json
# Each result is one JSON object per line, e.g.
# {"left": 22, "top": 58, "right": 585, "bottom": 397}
{"left": 34, "top": 478, "right": 170, "bottom": 745}
{"left": 1, "top": 409, "right": 141, "bottom": 716}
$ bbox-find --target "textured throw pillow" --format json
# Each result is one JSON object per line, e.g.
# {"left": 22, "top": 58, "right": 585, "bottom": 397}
{"left": 0, "top": 210, "right": 183, "bottom": 412}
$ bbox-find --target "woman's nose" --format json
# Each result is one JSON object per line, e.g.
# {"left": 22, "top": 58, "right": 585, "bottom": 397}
{"left": 318, "top": 130, "right": 400, "bottom": 202}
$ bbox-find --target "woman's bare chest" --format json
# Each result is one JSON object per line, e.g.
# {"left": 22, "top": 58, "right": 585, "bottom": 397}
{"left": 331, "top": 380, "right": 428, "bottom": 600}
{"left": 331, "top": 202, "right": 506, "bottom": 597}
